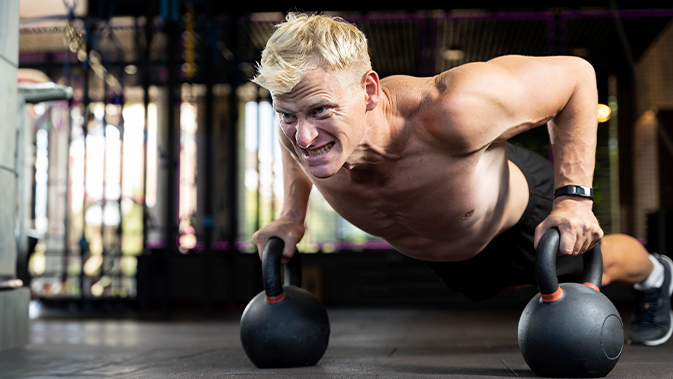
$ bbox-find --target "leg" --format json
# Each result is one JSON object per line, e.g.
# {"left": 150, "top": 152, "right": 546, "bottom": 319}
{"left": 502, "top": 234, "right": 654, "bottom": 295}
{"left": 601, "top": 234, "right": 654, "bottom": 286}
{"left": 602, "top": 234, "right": 673, "bottom": 346}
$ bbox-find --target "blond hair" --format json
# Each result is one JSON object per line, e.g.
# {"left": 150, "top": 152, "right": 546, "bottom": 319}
{"left": 251, "top": 12, "right": 372, "bottom": 94}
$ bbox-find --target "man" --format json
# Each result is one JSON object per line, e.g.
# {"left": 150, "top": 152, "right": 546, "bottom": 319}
{"left": 251, "top": 12, "right": 672, "bottom": 346}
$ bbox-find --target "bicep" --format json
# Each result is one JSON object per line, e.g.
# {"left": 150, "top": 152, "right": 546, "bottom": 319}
{"left": 487, "top": 55, "right": 595, "bottom": 116}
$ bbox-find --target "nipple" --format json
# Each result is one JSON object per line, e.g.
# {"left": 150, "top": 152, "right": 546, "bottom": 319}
{"left": 461, "top": 209, "right": 475, "bottom": 221}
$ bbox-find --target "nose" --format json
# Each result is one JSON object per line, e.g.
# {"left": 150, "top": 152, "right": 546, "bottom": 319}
{"left": 295, "top": 119, "right": 319, "bottom": 149}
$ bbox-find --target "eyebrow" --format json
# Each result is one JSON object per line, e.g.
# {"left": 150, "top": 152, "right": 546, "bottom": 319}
{"left": 272, "top": 105, "right": 290, "bottom": 114}
{"left": 306, "top": 99, "right": 336, "bottom": 108}
{"left": 273, "top": 100, "right": 336, "bottom": 114}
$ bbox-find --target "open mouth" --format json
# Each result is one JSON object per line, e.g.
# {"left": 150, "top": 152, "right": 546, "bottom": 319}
{"left": 304, "top": 142, "right": 335, "bottom": 157}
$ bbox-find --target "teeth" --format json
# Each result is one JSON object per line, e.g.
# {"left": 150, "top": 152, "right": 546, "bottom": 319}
{"left": 306, "top": 142, "right": 334, "bottom": 156}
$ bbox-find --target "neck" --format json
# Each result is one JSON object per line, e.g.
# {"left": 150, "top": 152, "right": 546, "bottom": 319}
{"left": 343, "top": 89, "right": 399, "bottom": 171}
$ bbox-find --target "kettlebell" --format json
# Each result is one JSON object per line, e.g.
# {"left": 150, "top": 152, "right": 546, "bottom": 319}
{"left": 240, "top": 237, "right": 330, "bottom": 368}
{"left": 518, "top": 228, "right": 623, "bottom": 378}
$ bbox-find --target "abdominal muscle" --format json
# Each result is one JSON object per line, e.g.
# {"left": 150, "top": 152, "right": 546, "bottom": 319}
{"left": 385, "top": 161, "right": 529, "bottom": 262}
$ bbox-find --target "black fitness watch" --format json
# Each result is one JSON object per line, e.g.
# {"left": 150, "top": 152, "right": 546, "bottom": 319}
{"left": 554, "top": 185, "right": 594, "bottom": 200}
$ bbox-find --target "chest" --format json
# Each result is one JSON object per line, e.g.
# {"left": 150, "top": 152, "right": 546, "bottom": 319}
{"left": 312, "top": 150, "right": 495, "bottom": 238}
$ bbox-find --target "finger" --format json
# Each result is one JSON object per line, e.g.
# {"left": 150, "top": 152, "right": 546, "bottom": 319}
{"left": 558, "top": 230, "right": 576, "bottom": 256}
{"left": 256, "top": 239, "right": 266, "bottom": 261}
{"left": 252, "top": 232, "right": 267, "bottom": 261}
{"left": 581, "top": 233, "right": 594, "bottom": 254}
{"left": 281, "top": 245, "right": 295, "bottom": 265}
{"left": 252, "top": 230, "right": 259, "bottom": 246}
{"left": 574, "top": 234, "right": 588, "bottom": 256}
{"left": 595, "top": 228, "right": 604, "bottom": 246}
{"left": 534, "top": 222, "right": 550, "bottom": 250}
{"left": 588, "top": 233, "right": 600, "bottom": 250}
{"left": 578, "top": 222, "right": 601, "bottom": 252}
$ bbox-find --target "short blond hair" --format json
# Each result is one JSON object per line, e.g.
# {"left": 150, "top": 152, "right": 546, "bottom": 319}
{"left": 252, "top": 12, "right": 372, "bottom": 94}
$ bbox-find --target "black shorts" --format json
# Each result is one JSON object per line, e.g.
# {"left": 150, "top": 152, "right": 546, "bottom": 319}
{"left": 425, "top": 143, "right": 584, "bottom": 301}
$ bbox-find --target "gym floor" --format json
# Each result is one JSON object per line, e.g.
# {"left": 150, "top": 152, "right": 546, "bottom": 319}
{"left": 0, "top": 300, "right": 671, "bottom": 378}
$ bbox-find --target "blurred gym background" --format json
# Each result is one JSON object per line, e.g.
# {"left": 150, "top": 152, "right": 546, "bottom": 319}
{"left": 1, "top": 0, "right": 672, "bottom": 350}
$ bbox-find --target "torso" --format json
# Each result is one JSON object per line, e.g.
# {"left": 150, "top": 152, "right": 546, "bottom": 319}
{"left": 304, "top": 75, "right": 530, "bottom": 262}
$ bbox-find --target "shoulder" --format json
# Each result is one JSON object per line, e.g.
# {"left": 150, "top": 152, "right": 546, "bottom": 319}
{"left": 379, "top": 71, "right": 491, "bottom": 153}
{"left": 380, "top": 69, "right": 497, "bottom": 117}
{"left": 416, "top": 62, "right": 515, "bottom": 152}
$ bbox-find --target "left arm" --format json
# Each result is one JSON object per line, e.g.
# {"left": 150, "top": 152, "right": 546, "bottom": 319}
{"left": 428, "top": 54, "right": 603, "bottom": 255}
{"left": 536, "top": 57, "right": 603, "bottom": 256}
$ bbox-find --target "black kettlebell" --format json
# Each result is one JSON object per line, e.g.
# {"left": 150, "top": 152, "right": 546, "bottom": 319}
{"left": 518, "top": 228, "right": 623, "bottom": 378}
{"left": 240, "top": 237, "right": 330, "bottom": 368}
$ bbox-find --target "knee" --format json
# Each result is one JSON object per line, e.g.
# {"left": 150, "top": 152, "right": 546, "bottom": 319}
{"left": 600, "top": 234, "right": 652, "bottom": 285}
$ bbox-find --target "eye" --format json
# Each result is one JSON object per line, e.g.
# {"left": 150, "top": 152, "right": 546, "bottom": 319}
{"left": 312, "top": 107, "right": 329, "bottom": 117}
{"left": 280, "top": 112, "right": 296, "bottom": 123}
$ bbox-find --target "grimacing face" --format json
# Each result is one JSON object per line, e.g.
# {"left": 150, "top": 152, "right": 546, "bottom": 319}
{"left": 272, "top": 67, "right": 368, "bottom": 178}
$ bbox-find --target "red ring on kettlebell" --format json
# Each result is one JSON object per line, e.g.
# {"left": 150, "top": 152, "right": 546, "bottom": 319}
{"left": 541, "top": 287, "right": 564, "bottom": 302}
{"left": 265, "top": 292, "right": 286, "bottom": 304}
{"left": 582, "top": 282, "right": 600, "bottom": 291}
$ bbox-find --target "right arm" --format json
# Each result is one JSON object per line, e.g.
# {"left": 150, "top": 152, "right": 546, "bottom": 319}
{"left": 252, "top": 138, "right": 313, "bottom": 263}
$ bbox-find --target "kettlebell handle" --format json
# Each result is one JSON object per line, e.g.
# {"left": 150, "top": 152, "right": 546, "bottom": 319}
{"left": 536, "top": 228, "right": 603, "bottom": 301}
{"left": 262, "top": 237, "right": 302, "bottom": 303}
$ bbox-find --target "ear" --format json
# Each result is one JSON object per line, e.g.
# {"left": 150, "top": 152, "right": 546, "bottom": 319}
{"left": 362, "top": 70, "right": 381, "bottom": 111}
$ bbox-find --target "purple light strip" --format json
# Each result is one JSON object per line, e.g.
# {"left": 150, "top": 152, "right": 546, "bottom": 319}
{"left": 20, "top": 51, "right": 78, "bottom": 62}
{"left": 562, "top": 8, "right": 673, "bottom": 19}
{"left": 342, "top": 13, "right": 426, "bottom": 24}
{"left": 152, "top": 237, "right": 646, "bottom": 252}
{"left": 436, "top": 11, "right": 555, "bottom": 22}
{"left": 148, "top": 239, "right": 393, "bottom": 252}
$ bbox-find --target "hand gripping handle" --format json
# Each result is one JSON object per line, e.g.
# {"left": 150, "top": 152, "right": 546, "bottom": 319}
{"left": 262, "top": 237, "right": 302, "bottom": 303}
{"left": 536, "top": 228, "right": 602, "bottom": 302}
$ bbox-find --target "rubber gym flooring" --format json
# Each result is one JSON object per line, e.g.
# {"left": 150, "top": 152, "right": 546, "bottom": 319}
{"left": 0, "top": 299, "right": 671, "bottom": 378}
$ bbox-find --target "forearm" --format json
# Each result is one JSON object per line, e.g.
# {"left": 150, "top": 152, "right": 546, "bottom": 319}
{"left": 548, "top": 60, "right": 598, "bottom": 191}
{"left": 278, "top": 145, "right": 313, "bottom": 223}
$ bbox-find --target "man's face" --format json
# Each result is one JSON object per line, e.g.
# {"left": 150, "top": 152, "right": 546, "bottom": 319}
{"left": 272, "top": 67, "right": 366, "bottom": 178}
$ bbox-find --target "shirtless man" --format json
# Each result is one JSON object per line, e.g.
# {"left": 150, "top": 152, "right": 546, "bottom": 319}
{"left": 251, "top": 12, "right": 673, "bottom": 346}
